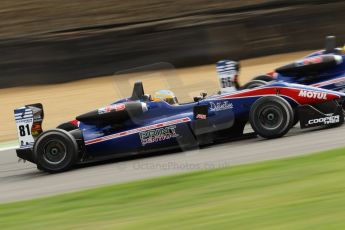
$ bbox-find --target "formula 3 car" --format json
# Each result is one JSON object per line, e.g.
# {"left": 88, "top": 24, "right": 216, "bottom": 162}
{"left": 14, "top": 68, "right": 345, "bottom": 173}
{"left": 244, "top": 36, "right": 345, "bottom": 91}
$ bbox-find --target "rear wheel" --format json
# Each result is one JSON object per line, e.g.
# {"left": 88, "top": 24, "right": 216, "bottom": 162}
{"left": 242, "top": 80, "right": 267, "bottom": 89}
{"left": 33, "top": 129, "right": 78, "bottom": 173}
{"left": 250, "top": 96, "right": 294, "bottom": 139}
{"left": 253, "top": 75, "right": 274, "bottom": 82}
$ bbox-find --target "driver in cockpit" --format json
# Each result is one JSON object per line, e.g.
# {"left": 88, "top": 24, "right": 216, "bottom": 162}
{"left": 152, "top": 89, "right": 179, "bottom": 105}
{"left": 149, "top": 60, "right": 240, "bottom": 105}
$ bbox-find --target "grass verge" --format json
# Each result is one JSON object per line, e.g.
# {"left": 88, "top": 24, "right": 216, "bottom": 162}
{"left": 0, "top": 140, "right": 17, "bottom": 150}
{"left": 1, "top": 148, "right": 345, "bottom": 229}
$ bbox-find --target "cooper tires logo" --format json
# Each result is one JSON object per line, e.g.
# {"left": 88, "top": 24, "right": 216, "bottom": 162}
{"left": 308, "top": 115, "right": 340, "bottom": 125}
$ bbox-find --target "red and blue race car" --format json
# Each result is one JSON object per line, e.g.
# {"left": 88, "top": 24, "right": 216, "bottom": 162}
{"left": 244, "top": 36, "right": 345, "bottom": 91}
{"left": 14, "top": 62, "right": 345, "bottom": 173}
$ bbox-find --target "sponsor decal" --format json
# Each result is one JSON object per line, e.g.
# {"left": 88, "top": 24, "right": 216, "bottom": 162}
{"left": 15, "top": 109, "right": 33, "bottom": 120}
{"left": 217, "top": 61, "right": 238, "bottom": 78}
{"left": 298, "top": 90, "right": 327, "bottom": 100}
{"left": 98, "top": 104, "right": 126, "bottom": 114}
{"left": 15, "top": 118, "right": 32, "bottom": 124}
{"left": 210, "top": 101, "right": 234, "bottom": 111}
{"left": 308, "top": 115, "right": 340, "bottom": 125}
{"left": 296, "top": 57, "right": 322, "bottom": 66}
{"left": 33, "top": 115, "right": 42, "bottom": 122}
{"left": 196, "top": 114, "right": 207, "bottom": 119}
{"left": 139, "top": 125, "right": 179, "bottom": 146}
{"left": 84, "top": 117, "right": 191, "bottom": 145}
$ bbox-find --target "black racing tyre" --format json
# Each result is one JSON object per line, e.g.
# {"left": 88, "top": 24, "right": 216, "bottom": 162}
{"left": 242, "top": 80, "right": 267, "bottom": 89}
{"left": 249, "top": 96, "right": 294, "bottom": 139}
{"left": 57, "top": 122, "right": 78, "bottom": 131}
{"left": 33, "top": 129, "right": 79, "bottom": 173}
{"left": 253, "top": 75, "right": 274, "bottom": 82}
{"left": 291, "top": 109, "right": 299, "bottom": 127}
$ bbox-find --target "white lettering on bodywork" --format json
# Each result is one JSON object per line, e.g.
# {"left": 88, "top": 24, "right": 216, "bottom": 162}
{"left": 298, "top": 90, "right": 327, "bottom": 100}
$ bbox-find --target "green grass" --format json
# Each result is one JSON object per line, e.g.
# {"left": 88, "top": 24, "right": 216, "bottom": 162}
{"left": 0, "top": 140, "right": 17, "bottom": 149}
{"left": 1, "top": 148, "right": 345, "bottom": 230}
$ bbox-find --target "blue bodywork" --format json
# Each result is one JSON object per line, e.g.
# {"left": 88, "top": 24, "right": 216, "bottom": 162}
{"left": 272, "top": 50, "right": 345, "bottom": 92}
{"left": 82, "top": 96, "right": 238, "bottom": 158}
{"left": 14, "top": 80, "right": 345, "bottom": 169}
{"left": 77, "top": 82, "right": 345, "bottom": 160}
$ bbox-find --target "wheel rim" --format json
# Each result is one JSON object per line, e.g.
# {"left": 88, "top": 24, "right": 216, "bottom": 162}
{"left": 258, "top": 105, "right": 283, "bottom": 130}
{"left": 43, "top": 140, "right": 67, "bottom": 165}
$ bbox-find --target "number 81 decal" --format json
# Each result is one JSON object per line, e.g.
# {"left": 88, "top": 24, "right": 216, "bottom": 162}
{"left": 18, "top": 124, "right": 31, "bottom": 137}
{"left": 14, "top": 107, "right": 35, "bottom": 149}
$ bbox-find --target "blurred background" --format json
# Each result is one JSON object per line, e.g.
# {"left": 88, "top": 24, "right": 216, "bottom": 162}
{"left": 0, "top": 0, "right": 345, "bottom": 88}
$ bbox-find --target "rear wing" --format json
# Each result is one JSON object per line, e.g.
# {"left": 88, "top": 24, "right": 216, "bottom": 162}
{"left": 216, "top": 60, "right": 240, "bottom": 93}
{"left": 14, "top": 103, "right": 44, "bottom": 149}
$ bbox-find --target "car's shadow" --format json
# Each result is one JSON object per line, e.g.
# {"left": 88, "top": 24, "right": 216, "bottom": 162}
{"left": 73, "top": 132, "right": 259, "bottom": 171}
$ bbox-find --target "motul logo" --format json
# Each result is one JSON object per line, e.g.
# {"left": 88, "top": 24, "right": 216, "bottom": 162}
{"left": 298, "top": 90, "right": 327, "bottom": 100}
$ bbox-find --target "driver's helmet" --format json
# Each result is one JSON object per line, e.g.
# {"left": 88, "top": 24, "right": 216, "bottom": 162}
{"left": 342, "top": 45, "right": 345, "bottom": 54}
{"left": 153, "top": 89, "right": 178, "bottom": 105}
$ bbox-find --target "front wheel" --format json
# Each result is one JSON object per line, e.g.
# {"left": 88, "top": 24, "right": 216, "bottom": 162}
{"left": 33, "top": 129, "right": 79, "bottom": 173}
{"left": 249, "top": 96, "right": 294, "bottom": 139}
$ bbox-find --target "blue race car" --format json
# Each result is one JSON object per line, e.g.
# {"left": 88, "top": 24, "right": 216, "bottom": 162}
{"left": 14, "top": 64, "right": 345, "bottom": 173}
{"left": 244, "top": 36, "right": 345, "bottom": 92}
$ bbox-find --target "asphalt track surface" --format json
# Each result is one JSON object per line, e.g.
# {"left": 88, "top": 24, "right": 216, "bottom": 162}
{"left": 1, "top": 124, "right": 345, "bottom": 204}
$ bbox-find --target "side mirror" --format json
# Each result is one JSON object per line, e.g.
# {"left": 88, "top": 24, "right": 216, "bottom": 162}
{"left": 194, "top": 97, "right": 202, "bottom": 102}
{"left": 200, "top": 92, "right": 207, "bottom": 98}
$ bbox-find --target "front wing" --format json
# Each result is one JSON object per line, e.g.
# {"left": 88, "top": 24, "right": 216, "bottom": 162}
{"left": 298, "top": 100, "right": 344, "bottom": 129}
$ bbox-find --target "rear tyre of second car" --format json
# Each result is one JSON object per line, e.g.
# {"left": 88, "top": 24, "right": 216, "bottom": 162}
{"left": 33, "top": 129, "right": 79, "bottom": 173}
{"left": 252, "top": 75, "right": 274, "bottom": 82}
{"left": 249, "top": 96, "right": 294, "bottom": 139}
{"left": 242, "top": 80, "right": 268, "bottom": 89}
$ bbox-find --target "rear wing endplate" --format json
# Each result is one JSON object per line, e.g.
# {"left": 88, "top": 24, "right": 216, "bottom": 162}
{"left": 14, "top": 103, "right": 44, "bottom": 149}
